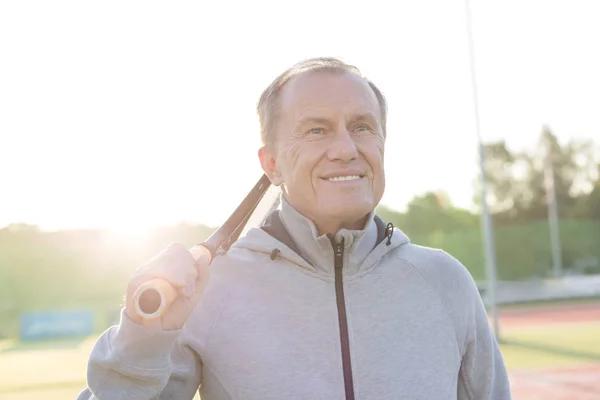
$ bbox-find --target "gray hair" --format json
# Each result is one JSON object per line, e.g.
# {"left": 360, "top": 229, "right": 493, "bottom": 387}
{"left": 256, "top": 57, "right": 388, "bottom": 149}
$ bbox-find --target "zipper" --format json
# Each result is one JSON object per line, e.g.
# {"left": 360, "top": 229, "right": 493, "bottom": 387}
{"left": 330, "top": 236, "right": 355, "bottom": 400}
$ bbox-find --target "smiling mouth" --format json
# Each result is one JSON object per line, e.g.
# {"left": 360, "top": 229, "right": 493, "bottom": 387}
{"left": 325, "top": 175, "right": 364, "bottom": 182}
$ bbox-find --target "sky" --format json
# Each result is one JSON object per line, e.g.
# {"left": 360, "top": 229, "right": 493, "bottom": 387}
{"left": 1, "top": 0, "right": 599, "bottom": 233}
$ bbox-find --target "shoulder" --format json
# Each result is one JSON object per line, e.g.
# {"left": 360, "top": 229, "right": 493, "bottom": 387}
{"left": 183, "top": 251, "right": 251, "bottom": 345}
{"left": 392, "top": 243, "right": 479, "bottom": 295}
{"left": 186, "top": 241, "right": 274, "bottom": 329}
{"left": 390, "top": 243, "right": 482, "bottom": 346}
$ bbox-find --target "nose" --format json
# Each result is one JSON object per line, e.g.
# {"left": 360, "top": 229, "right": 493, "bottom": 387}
{"left": 326, "top": 128, "right": 358, "bottom": 162}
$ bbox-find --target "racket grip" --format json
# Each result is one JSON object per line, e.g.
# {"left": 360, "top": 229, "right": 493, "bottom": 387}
{"left": 133, "top": 277, "right": 178, "bottom": 320}
{"left": 133, "top": 245, "right": 213, "bottom": 320}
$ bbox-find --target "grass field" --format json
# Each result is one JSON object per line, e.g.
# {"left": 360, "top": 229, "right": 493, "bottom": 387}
{"left": 501, "top": 322, "right": 600, "bottom": 370}
{"left": 1, "top": 301, "right": 599, "bottom": 399}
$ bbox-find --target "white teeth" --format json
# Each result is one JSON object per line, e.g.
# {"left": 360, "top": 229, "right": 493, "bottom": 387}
{"left": 328, "top": 175, "right": 361, "bottom": 182}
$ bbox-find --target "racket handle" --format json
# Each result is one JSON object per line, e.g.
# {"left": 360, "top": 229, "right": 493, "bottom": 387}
{"left": 133, "top": 245, "right": 212, "bottom": 320}
{"left": 133, "top": 277, "right": 178, "bottom": 320}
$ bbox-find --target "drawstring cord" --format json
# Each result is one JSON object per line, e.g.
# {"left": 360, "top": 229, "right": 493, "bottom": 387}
{"left": 385, "top": 222, "right": 394, "bottom": 246}
{"left": 270, "top": 248, "right": 280, "bottom": 260}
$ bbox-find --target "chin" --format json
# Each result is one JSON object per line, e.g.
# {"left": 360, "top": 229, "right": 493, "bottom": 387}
{"left": 324, "top": 199, "right": 374, "bottom": 220}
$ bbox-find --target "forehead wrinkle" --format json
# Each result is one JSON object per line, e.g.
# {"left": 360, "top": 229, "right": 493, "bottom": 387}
{"left": 280, "top": 70, "right": 376, "bottom": 107}
{"left": 294, "top": 103, "right": 378, "bottom": 119}
{"left": 277, "top": 71, "right": 383, "bottom": 141}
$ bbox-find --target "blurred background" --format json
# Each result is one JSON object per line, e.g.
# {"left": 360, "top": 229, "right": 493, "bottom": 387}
{"left": 1, "top": 0, "right": 599, "bottom": 399}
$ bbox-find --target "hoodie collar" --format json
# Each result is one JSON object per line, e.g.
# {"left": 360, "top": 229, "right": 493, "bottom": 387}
{"left": 277, "top": 196, "right": 379, "bottom": 276}
{"left": 231, "top": 195, "right": 412, "bottom": 278}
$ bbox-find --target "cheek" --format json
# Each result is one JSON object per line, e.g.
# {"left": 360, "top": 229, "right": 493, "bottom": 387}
{"left": 279, "top": 140, "right": 325, "bottom": 191}
{"left": 361, "top": 137, "right": 386, "bottom": 172}
{"left": 278, "top": 139, "right": 307, "bottom": 181}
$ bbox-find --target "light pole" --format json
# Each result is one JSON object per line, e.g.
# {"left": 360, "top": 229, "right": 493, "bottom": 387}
{"left": 464, "top": 0, "right": 500, "bottom": 340}
{"left": 542, "top": 131, "right": 563, "bottom": 278}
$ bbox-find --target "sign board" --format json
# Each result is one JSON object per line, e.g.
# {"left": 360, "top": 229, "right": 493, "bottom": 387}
{"left": 20, "top": 310, "right": 95, "bottom": 341}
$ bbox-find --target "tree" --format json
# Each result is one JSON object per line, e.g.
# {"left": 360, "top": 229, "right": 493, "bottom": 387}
{"left": 477, "top": 126, "right": 598, "bottom": 223}
{"left": 573, "top": 162, "right": 600, "bottom": 218}
{"left": 400, "top": 191, "right": 478, "bottom": 236}
{"left": 526, "top": 126, "right": 597, "bottom": 220}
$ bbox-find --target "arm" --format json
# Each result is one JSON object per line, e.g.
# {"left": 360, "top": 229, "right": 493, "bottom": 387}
{"left": 457, "top": 276, "right": 512, "bottom": 399}
{"left": 76, "top": 243, "right": 210, "bottom": 399}
{"left": 76, "top": 309, "right": 201, "bottom": 400}
{"left": 402, "top": 246, "right": 513, "bottom": 399}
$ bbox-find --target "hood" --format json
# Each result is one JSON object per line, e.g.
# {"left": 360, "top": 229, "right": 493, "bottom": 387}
{"left": 230, "top": 196, "right": 411, "bottom": 277}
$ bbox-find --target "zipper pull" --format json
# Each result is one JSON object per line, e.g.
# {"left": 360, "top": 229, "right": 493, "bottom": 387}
{"left": 335, "top": 237, "right": 345, "bottom": 257}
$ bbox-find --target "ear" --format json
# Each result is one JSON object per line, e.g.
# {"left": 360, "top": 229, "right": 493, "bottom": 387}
{"left": 258, "top": 145, "right": 283, "bottom": 186}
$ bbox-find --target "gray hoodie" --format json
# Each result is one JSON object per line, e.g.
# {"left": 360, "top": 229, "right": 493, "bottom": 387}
{"left": 78, "top": 198, "right": 511, "bottom": 399}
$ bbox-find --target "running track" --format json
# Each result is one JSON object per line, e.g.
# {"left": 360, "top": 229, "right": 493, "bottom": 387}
{"left": 496, "top": 302, "right": 600, "bottom": 399}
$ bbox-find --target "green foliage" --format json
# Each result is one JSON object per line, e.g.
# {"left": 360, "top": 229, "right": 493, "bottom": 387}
{"left": 0, "top": 223, "right": 215, "bottom": 337}
{"left": 478, "top": 127, "right": 599, "bottom": 224}
{"left": 377, "top": 191, "right": 479, "bottom": 237}
{"left": 410, "top": 219, "right": 600, "bottom": 281}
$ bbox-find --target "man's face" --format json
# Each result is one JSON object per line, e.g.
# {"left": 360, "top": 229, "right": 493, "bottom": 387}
{"left": 260, "top": 71, "right": 386, "bottom": 233}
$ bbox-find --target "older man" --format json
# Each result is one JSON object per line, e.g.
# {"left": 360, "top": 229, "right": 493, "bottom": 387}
{"left": 78, "top": 57, "right": 511, "bottom": 399}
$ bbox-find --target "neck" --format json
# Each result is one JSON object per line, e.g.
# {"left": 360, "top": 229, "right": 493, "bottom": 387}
{"left": 282, "top": 194, "right": 369, "bottom": 236}
{"left": 314, "top": 214, "right": 370, "bottom": 236}
{"left": 277, "top": 195, "right": 379, "bottom": 276}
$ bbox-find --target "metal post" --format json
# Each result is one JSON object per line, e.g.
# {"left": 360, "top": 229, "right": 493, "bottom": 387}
{"left": 464, "top": 0, "right": 500, "bottom": 339}
{"left": 543, "top": 137, "right": 563, "bottom": 278}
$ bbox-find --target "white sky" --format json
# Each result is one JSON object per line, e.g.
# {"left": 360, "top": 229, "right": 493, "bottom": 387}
{"left": 1, "top": 0, "right": 599, "bottom": 232}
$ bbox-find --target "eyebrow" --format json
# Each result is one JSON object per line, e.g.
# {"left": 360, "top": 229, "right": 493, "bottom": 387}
{"left": 295, "top": 116, "right": 332, "bottom": 127}
{"left": 296, "top": 112, "right": 378, "bottom": 127}
{"left": 349, "top": 112, "right": 378, "bottom": 124}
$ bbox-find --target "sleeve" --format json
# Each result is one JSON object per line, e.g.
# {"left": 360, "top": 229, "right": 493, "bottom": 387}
{"left": 76, "top": 309, "right": 202, "bottom": 400}
{"left": 457, "top": 276, "right": 512, "bottom": 399}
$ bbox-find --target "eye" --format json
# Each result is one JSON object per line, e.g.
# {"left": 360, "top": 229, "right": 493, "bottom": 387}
{"left": 307, "top": 127, "right": 325, "bottom": 135}
{"left": 354, "top": 124, "right": 373, "bottom": 133}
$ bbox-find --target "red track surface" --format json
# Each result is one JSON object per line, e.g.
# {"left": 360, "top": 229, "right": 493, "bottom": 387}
{"left": 499, "top": 302, "right": 600, "bottom": 329}
{"left": 498, "top": 302, "right": 600, "bottom": 399}
{"left": 510, "top": 364, "right": 600, "bottom": 400}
